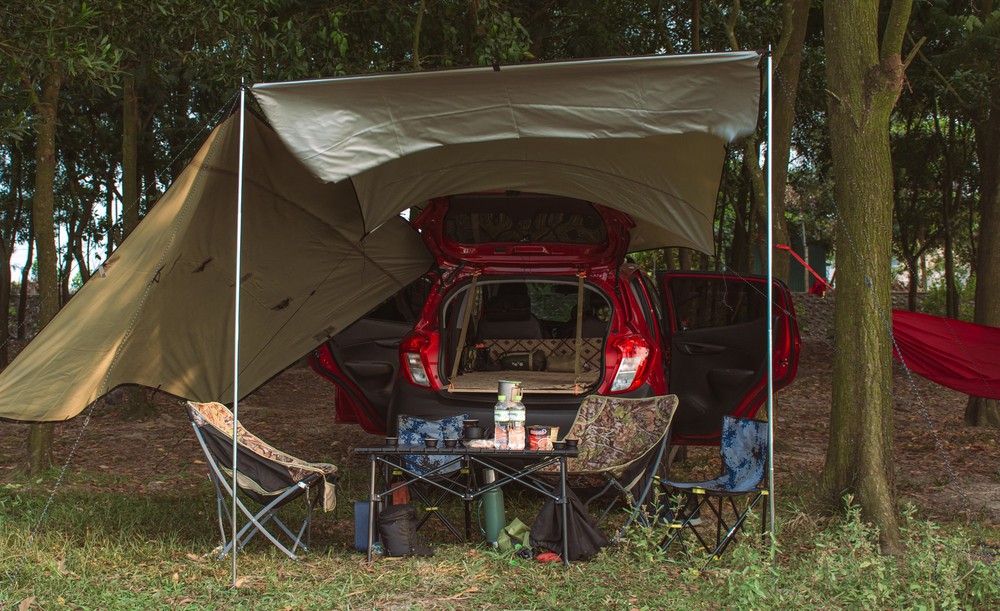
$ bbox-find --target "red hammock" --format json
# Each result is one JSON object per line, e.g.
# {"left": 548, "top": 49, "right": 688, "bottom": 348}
{"left": 892, "top": 310, "right": 1000, "bottom": 400}
{"left": 775, "top": 244, "right": 998, "bottom": 398}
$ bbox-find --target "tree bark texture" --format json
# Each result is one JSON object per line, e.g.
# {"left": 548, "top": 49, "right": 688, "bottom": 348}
{"left": 966, "top": 44, "right": 1000, "bottom": 426}
{"left": 119, "top": 72, "right": 154, "bottom": 420}
{"left": 122, "top": 72, "right": 141, "bottom": 238}
{"left": 0, "top": 146, "right": 24, "bottom": 367}
{"left": 17, "top": 219, "right": 33, "bottom": 341}
{"left": 822, "top": 0, "right": 913, "bottom": 554}
{"left": 768, "top": 0, "right": 811, "bottom": 284}
{"left": 0, "top": 238, "right": 11, "bottom": 370}
{"left": 27, "top": 72, "right": 62, "bottom": 476}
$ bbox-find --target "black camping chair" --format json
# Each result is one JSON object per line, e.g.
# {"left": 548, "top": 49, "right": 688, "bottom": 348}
{"left": 186, "top": 401, "right": 338, "bottom": 560}
{"left": 556, "top": 394, "right": 679, "bottom": 536}
{"left": 659, "top": 415, "right": 769, "bottom": 565}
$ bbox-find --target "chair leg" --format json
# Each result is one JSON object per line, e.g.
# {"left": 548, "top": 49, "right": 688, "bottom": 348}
{"left": 585, "top": 480, "right": 618, "bottom": 527}
{"left": 761, "top": 489, "right": 769, "bottom": 545}
{"left": 703, "top": 493, "right": 766, "bottom": 567}
{"left": 659, "top": 492, "right": 713, "bottom": 554}
{"left": 219, "top": 486, "right": 314, "bottom": 561}
{"left": 210, "top": 475, "right": 231, "bottom": 551}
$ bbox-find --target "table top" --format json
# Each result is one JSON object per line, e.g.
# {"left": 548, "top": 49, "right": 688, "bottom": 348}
{"left": 354, "top": 444, "right": 578, "bottom": 457}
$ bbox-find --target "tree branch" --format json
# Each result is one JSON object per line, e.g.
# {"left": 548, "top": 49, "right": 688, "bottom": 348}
{"left": 880, "top": 0, "right": 914, "bottom": 60}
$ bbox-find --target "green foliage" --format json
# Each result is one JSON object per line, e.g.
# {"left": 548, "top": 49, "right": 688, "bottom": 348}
{"left": 613, "top": 497, "right": 1000, "bottom": 608}
{"left": 473, "top": 0, "right": 532, "bottom": 65}
{"left": 922, "top": 272, "right": 977, "bottom": 321}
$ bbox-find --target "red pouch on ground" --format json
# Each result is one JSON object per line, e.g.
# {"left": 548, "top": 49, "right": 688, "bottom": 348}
{"left": 535, "top": 552, "right": 562, "bottom": 563}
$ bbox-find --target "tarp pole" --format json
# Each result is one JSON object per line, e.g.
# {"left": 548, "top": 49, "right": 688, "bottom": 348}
{"left": 766, "top": 48, "right": 776, "bottom": 544}
{"left": 231, "top": 83, "right": 247, "bottom": 588}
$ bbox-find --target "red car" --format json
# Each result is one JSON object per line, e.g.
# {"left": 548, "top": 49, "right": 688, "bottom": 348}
{"left": 311, "top": 192, "right": 800, "bottom": 444}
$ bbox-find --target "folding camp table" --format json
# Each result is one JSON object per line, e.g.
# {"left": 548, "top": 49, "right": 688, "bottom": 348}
{"left": 355, "top": 445, "right": 578, "bottom": 565}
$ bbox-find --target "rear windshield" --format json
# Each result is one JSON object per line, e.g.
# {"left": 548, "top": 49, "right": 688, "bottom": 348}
{"left": 443, "top": 193, "right": 607, "bottom": 245}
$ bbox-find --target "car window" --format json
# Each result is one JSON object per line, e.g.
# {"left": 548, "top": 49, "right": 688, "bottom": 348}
{"left": 443, "top": 194, "right": 608, "bottom": 244}
{"left": 668, "top": 276, "right": 767, "bottom": 330}
{"left": 629, "top": 276, "right": 655, "bottom": 333}
{"left": 638, "top": 271, "right": 664, "bottom": 330}
{"left": 364, "top": 276, "right": 433, "bottom": 324}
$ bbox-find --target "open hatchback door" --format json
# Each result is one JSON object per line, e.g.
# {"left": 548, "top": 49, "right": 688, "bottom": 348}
{"left": 659, "top": 272, "right": 801, "bottom": 444}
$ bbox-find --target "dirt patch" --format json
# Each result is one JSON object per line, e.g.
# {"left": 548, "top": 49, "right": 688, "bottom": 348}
{"left": 0, "top": 296, "right": 997, "bottom": 528}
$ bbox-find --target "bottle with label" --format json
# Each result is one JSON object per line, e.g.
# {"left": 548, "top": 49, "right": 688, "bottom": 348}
{"left": 493, "top": 394, "right": 509, "bottom": 449}
{"left": 508, "top": 395, "right": 526, "bottom": 450}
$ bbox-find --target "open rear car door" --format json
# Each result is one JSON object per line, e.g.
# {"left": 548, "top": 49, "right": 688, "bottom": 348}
{"left": 309, "top": 276, "right": 432, "bottom": 434}
{"left": 659, "top": 272, "right": 800, "bottom": 444}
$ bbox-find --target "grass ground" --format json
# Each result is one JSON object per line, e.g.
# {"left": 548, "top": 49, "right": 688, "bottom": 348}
{"left": 0, "top": 472, "right": 997, "bottom": 609}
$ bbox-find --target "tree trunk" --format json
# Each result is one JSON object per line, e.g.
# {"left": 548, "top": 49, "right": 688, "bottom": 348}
{"left": 27, "top": 423, "right": 55, "bottom": 476}
{"left": 906, "top": 256, "right": 919, "bottom": 312}
{"left": 122, "top": 72, "right": 141, "bottom": 238}
{"left": 412, "top": 0, "right": 427, "bottom": 70}
{"left": 105, "top": 165, "right": 117, "bottom": 258}
{"left": 0, "top": 238, "right": 11, "bottom": 369}
{"left": 942, "top": 198, "right": 958, "bottom": 318}
{"left": 935, "top": 115, "right": 960, "bottom": 319}
{"left": 678, "top": 248, "right": 692, "bottom": 270}
{"left": 821, "top": 0, "right": 912, "bottom": 554}
{"left": 768, "top": 0, "right": 811, "bottom": 284}
{"left": 966, "top": 26, "right": 1000, "bottom": 426}
{"left": 0, "top": 145, "right": 25, "bottom": 368}
{"left": 27, "top": 71, "right": 62, "bottom": 476}
{"left": 17, "top": 220, "right": 33, "bottom": 341}
{"left": 119, "top": 71, "right": 155, "bottom": 420}
{"left": 730, "top": 183, "right": 753, "bottom": 272}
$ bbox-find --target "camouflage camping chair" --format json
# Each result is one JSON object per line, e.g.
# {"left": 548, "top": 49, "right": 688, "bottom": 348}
{"left": 186, "top": 401, "right": 338, "bottom": 560}
{"left": 556, "top": 394, "right": 679, "bottom": 534}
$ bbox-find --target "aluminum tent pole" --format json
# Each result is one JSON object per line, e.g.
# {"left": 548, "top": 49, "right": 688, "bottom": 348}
{"left": 766, "top": 48, "right": 776, "bottom": 542}
{"left": 231, "top": 82, "right": 247, "bottom": 588}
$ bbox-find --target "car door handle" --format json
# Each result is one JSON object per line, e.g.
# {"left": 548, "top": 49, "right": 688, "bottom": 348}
{"left": 676, "top": 342, "right": 725, "bottom": 356}
{"left": 374, "top": 339, "right": 402, "bottom": 349}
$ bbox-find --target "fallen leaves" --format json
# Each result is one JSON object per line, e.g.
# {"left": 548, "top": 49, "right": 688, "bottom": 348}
{"left": 441, "top": 587, "right": 479, "bottom": 600}
{"left": 55, "top": 557, "right": 80, "bottom": 580}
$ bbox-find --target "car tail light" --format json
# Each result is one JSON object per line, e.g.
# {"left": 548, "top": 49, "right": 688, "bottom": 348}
{"left": 401, "top": 331, "right": 432, "bottom": 387}
{"left": 610, "top": 334, "right": 651, "bottom": 393}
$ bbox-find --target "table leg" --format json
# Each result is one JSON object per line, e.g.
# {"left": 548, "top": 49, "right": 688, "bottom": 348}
{"left": 559, "top": 455, "right": 569, "bottom": 566}
{"left": 463, "top": 456, "right": 472, "bottom": 542}
{"left": 366, "top": 454, "right": 377, "bottom": 562}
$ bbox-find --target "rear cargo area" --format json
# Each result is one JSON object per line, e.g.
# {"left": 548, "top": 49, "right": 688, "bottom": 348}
{"left": 446, "top": 338, "right": 604, "bottom": 393}
{"left": 441, "top": 280, "right": 608, "bottom": 393}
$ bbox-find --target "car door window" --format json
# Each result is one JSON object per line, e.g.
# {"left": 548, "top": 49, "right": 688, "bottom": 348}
{"left": 629, "top": 276, "right": 656, "bottom": 334}
{"left": 668, "top": 276, "right": 766, "bottom": 331}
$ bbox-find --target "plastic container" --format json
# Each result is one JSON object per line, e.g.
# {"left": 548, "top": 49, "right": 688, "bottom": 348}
{"left": 508, "top": 395, "right": 526, "bottom": 450}
{"left": 493, "top": 395, "right": 509, "bottom": 449}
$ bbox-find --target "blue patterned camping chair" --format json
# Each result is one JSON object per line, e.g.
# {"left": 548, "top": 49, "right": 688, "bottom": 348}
{"left": 659, "top": 416, "right": 769, "bottom": 564}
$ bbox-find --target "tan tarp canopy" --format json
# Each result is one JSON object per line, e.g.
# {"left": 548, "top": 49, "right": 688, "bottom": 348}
{"left": 0, "top": 52, "right": 761, "bottom": 422}
{"left": 253, "top": 51, "right": 762, "bottom": 251}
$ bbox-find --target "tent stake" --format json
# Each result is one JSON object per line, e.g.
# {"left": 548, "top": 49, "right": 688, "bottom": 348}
{"left": 232, "top": 82, "right": 247, "bottom": 588}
